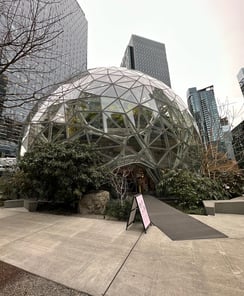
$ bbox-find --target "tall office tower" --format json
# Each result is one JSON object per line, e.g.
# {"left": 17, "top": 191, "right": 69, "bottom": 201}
{"left": 232, "top": 121, "right": 244, "bottom": 168}
{"left": 220, "top": 117, "right": 235, "bottom": 160}
{"left": 121, "top": 35, "right": 171, "bottom": 87}
{"left": 0, "top": 0, "right": 88, "bottom": 155}
{"left": 187, "top": 86, "right": 224, "bottom": 149}
{"left": 237, "top": 68, "right": 244, "bottom": 96}
{"left": 234, "top": 68, "right": 244, "bottom": 166}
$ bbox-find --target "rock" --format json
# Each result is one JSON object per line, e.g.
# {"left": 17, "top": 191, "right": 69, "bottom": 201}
{"left": 79, "top": 191, "right": 110, "bottom": 215}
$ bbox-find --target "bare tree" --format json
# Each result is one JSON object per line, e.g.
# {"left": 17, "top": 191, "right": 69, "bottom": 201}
{"left": 231, "top": 120, "right": 244, "bottom": 170}
{"left": 199, "top": 98, "right": 243, "bottom": 178}
{"left": 217, "top": 97, "right": 244, "bottom": 170}
{"left": 110, "top": 166, "right": 134, "bottom": 205}
{"left": 0, "top": 0, "right": 72, "bottom": 110}
{"left": 0, "top": 0, "right": 82, "bottom": 155}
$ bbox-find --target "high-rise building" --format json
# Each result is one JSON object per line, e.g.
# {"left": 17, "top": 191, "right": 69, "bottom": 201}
{"left": 233, "top": 68, "right": 244, "bottom": 167}
{"left": 237, "top": 68, "right": 244, "bottom": 96}
{"left": 187, "top": 86, "right": 224, "bottom": 148}
{"left": 121, "top": 35, "right": 171, "bottom": 87}
{"left": 0, "top": 0, "right": 88, "bottom": 155}
{"left": 220, "top": 117, "right": 235, "bottom": 160}
{"left": 232, "top": 120, "right": 244, "bottom": 169}
{"left": 0, "top": 74, "right": 7, "bottom": 117}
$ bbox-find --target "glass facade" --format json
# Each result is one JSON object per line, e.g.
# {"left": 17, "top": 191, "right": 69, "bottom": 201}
{"left": 187, "top": 86, "right": 223, "bottom": 146}
{"left": 237, "top": 68, "right": 244, "bottom": 97}
{"left": 232, "top": 120, "right": 244, "bottom": 169}
{"left": 21, "top": 67, "right": 201, "bottom": 181}
{"left": 0, "top": 0, "right": 87, "bottom": 155}
{"left": 121, "top": 35, "right": 171, "bottom": 87}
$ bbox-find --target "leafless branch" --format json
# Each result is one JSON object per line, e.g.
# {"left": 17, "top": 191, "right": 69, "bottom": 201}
{"left": 0, "top": 0, "right": 77, "bottom": 111}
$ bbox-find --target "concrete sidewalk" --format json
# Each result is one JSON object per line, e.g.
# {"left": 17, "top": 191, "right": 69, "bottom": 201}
{"left": 0, "top": 208, "right": 244, "bottom": 296}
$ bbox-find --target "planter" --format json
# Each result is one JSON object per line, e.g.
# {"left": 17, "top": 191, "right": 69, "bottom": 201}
{"left": 4, "top": 199, "right": 24, "bottom": 208}
{"left": 24, "top": 200, "right": 38, "bottom": 212}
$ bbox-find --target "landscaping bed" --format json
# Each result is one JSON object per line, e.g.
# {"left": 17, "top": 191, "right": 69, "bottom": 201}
{"left": 0, "top": 261, "right": 90, "bottom": 296}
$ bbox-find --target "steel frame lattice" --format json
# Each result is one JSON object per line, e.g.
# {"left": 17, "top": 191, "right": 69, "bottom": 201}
{"left": 20, "top": 67, "right": 201, "bottom": 181}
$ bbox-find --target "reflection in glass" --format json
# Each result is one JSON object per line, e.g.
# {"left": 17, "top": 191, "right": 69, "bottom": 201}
{"left": 20, "top": 67, "right": 202, "bottom": 181}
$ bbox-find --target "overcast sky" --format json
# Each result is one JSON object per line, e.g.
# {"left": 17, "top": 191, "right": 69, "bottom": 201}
{"left": 78, "top": 0, "right": 244, "bottom": 127}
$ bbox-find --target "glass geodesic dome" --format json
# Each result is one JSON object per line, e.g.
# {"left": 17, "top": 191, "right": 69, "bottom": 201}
{"left": 20, "top": 67, "right": 201, "bottom": 181}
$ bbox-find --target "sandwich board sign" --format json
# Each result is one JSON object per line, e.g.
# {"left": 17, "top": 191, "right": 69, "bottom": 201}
{"left": 126, "top": 194, "right": 151, "bottom": 232}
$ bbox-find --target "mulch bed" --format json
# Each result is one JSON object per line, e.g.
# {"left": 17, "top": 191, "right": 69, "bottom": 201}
{"left": 0, "top": 261, "right": 91, "bottom": 296}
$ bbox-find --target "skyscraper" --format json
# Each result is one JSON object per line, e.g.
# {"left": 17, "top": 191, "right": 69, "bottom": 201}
{"left": 234, "top": 68, "right": 244, "bottom": 166}
{"left": 237, "top": 68, "right": 244, "bottom": 96}
{"left": 220, "top": 117, "right": 235, "bottom": 160}
{"left": 187, "top": 86, "right": 223, "bottom": 148}
{"left": 0, "top": 0, "right": 88, "bottom": 155}
{"left": 232, "top": 120, "right": 244, "bottom": 168}
{"left": 121, "top": 35, "right": 171, "bottom": 87}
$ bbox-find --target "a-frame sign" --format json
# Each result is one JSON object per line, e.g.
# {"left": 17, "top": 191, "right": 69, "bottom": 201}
{"left": 126, "top": 194, "right": 151, "bottom": 232}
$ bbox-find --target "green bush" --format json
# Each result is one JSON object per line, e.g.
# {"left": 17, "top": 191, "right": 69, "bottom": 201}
{"left": 1, "top": 170, "right": 31, "bottom": 200}
{"left": 214, "top": 171, "right": 244, "bottom": 198}
{"left": 104, "top": 198, "right": 133, "bottom": 221}
{"left": 156, "top": 169, "right": 230, "bottom": 210}
{"left": 5, "top": 141, "right": 108, "bottom": 204}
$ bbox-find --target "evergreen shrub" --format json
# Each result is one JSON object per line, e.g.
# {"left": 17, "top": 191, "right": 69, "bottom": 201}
{"left": 156, "top": 169, "right": 230, "bottom": 210}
